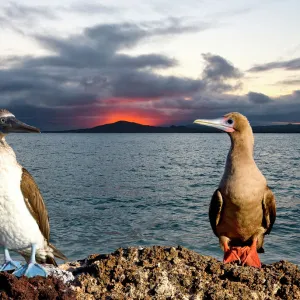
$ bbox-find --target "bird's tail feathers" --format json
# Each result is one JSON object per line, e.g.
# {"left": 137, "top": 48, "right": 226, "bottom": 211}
{"left": 49, "top": 243, "right": 68, "bottom": 261}
{"left": 46, "top": 255, "right": 58, "bottom": 266}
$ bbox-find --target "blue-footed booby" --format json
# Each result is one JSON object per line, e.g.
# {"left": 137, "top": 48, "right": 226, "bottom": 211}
{"left": 194, "top": 112, "right": 276, "bottom": 268}
{"left": 0, "top": 109, "right": 66, "bottom": 277}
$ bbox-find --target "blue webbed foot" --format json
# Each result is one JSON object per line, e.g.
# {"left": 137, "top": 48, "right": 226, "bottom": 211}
{"left": 0, "top": 260, "right": 22, "bottom": 271}
{"left": 13, "top": 262, "right": 47, "bottom": 278}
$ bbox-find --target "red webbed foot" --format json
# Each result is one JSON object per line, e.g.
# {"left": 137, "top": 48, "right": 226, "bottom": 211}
{"left": 223, "top": 245, "right": 246, "bottom": 264}
{"left": 222, "top": 240, "right": 261, "bottom": 268}
{"left": 224, "top": 247, "right": 240, "bottom": 263}
{"left": 240, "top": 239, "right": 261, "bottom": 268}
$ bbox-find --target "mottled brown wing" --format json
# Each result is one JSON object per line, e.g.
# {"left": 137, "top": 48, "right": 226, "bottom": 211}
{"left": 21, "top": 168, "right": 50, "bottom": 241}
{"left": 262, "top": 187, "right": 276, "bottom": 235}
{"left": 209, "top": 189, "right": 223, "bottom": 237}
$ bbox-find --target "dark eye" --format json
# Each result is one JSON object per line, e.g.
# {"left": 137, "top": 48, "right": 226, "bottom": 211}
{"left": 0, "top": 118, "right": 5, "bottom": 124}
{"left": 227, "top": 119, "right": 233, "bottom": 125}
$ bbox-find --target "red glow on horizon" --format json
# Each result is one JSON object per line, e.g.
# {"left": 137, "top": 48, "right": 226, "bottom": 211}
{"left": 95, "top": 112, "right": 162, "bottom": 126}
{"left": 74, "top": 96, "right": 192, "bottom": 128}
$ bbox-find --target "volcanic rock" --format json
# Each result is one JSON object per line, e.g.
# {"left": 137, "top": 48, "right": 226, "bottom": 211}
{"left": 66, "top": 246, "right": 300, "bottom": 299}
{"left": 0, "top": 271, "right": 76, "bottom": 300}
{"left": 0, "top": 246, "right": 299, "bottom": 299}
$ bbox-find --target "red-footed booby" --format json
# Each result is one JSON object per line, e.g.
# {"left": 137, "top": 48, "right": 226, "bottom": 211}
{"left": 194, "top": 112, "right": 276, "bottom": 268}
{"left": 0, "top": 109, "right": 66, "bottom": 277}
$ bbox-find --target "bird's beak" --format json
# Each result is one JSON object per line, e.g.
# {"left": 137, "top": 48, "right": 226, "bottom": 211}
{"left": 6, "top": 117, "right": 40, "bottom": 133}
{"left": 193, "top": 118, "right": 235, "bottom": 133}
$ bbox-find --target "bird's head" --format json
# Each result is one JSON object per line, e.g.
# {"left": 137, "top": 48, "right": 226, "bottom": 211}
{"left": 193, "top": 112, "right": 253, "bottom": 143}
{"left": 0, "top": 109, "right": 40, "bottom": 138}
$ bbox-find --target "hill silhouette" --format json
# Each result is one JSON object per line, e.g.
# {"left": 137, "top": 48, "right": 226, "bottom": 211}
{"left": 47, "top": 120, "right": 300, "bottom": 133}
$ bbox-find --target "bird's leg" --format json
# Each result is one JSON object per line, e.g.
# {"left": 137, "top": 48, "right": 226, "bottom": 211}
{"left": 0, "top": 248, "right": 22, "bottom": 271}
{"left": 240, "top": 239, "right": 261, "bottom": 268}
{"left": 13, "top": 244, "right": 47, "bottom": 278}
{"left": 222, "top": 238, "right": 242, "bottom": 264}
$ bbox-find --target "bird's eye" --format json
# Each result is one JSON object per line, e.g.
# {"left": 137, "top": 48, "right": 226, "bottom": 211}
{"left": 0, "top": 118, "right": 5, "bottom": 124}
{"left": 227, "top": 119, "right": 234, "bottom": 125}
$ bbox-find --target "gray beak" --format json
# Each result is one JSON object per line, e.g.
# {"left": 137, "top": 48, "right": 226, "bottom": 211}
{"left": 5, "top": 117, "right": 40, "bottom": 133}
{"left": 193, "top": 117, "right": 235, "bottom": 133}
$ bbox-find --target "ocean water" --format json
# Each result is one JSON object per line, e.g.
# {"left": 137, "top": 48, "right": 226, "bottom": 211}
{"left": 2, "top": 133, "right": 300, "bottom": 265}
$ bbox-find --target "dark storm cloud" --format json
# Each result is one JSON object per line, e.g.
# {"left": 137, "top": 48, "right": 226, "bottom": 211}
{"left": 84, "top": 23, "right": 146, "bottom": 49}
{"left": 21, "top": 48, "right": 176, "bottom": 70}
{"left": 247, "top": 92, "right": 271, "bottom": 104}
{"left": 248, "top": 57, "right": 300, "bottom": 72}
{"left": 112, "top": 71, "right": 203, "bottom": 98}
{"left": 0, "top": 19, "right": 210, "bottom": 129}
{"left": 3, "top": 23, "right": 299, "bottom": 130}
{"left": 17, "top": 22, "right": 181, "bottom": 70}
{"left": 202, "top": 53, "right": 242, "bottom": 80}
{"left": 84, "top": 18, "right": 211, "bottom": 49}
{"left": 1, "top": 5, "right": 298, "bottom": 130}
{"left": 150, "top": 86, "right": 300, "bottom": 126}
{"left": 201, "top": 53, "right": 243, "bottom": 92}
{"left": 294, "top": 90, "right": 300, "bottom": 96}
{"left": 0, "top": 68, "right": 61, "bottom": 93}
{"left": 0, "top": 68, "right": 98, "bottom": 108}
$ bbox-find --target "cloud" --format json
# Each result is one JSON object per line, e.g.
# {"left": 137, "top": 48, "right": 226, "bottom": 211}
{"left": 247, "top": 92, "right": 271, "bottom": 104}
{"left": 22, "top": 20, "right": 204, "bottom": 72}
{"left": 143, "top": 17, "right": 217, "bottom": 35}
{"left": 69, "top": 3, "right": 118, "bottom": 15}
{"left": 201, "top": 53, "right": 243, "bottom": 92}
{"left": 277, "top": 79, "right": 300, "bottom": 85}
{"left": 202, "top": 53, "right": 242, "bottom": 80}
{"left": 0, "top": 1, "right": 116, "bottom": 22}
{"left": 0, "top": 2, "right": 57, "bottom": 33}
{"left": 0, "top": 20, "right": 209, "bottom": 130}
{"left": 112, "top": 71, "right": 203, "bottom": 98}
{"left": 207, "top": 5, "right": 256, "bottom": 19}
{"left": 248, "top": 57, "right": 300, "bottom": 72}
{"left": 84, "top": 18, "right": 212, "bottom": 49}
{"left": 2, "top": 2, "right": 55, "bottom": 20}
{"left": 0, "top": 13, "right": 298, "bottom": 130}
{"left": 17, "top": 20, "right": 207, "bottom": 71}
{"left": 0, "top": 2, "right": 118, "bottom": 35}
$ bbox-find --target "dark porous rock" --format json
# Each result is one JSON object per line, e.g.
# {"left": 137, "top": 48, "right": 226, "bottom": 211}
{"left": 1, "top": 247, "right": 299, "bottom": 299}
{"left": 0, "top": 272, "right": 76, "bottom": 300}
{"left": 59, "top": 246, "right": 300, "bottom": 300}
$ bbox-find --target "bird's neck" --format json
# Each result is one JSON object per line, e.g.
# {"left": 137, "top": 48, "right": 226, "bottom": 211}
{"left": 0, "top": 137, "right": 16, "bottom": 161}
{"left": 226, "top": 133, "right": 255, "bottom": 170}
{"left": 0, "top": 137, "right": 7, "bottom": 148}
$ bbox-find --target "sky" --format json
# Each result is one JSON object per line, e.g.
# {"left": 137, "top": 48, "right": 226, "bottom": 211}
{"left": 0, "top": 0, "right": 300, "bottom": 130}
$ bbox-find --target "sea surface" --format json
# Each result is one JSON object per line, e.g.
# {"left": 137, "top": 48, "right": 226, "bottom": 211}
{"left": 3, "top": 133, "right": 300, "bottom": 265}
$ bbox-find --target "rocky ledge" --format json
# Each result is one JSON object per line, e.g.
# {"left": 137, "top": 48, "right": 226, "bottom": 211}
{"left": 0, "top": 246, "right": 299, "bottom": 299}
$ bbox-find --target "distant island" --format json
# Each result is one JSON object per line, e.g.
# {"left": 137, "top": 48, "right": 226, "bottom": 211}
{"left": 46, "top": 120, "right": 300, "bottom": 133}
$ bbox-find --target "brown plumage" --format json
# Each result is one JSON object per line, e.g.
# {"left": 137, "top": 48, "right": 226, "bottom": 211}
{"left": 21, "top": 168, "right": 67, "bottom": 266}
{"left": 194, "top": 112, "right": 276, "bottom": 267}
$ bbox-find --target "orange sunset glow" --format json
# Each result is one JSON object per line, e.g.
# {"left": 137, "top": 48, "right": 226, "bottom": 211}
{"left": 96, "top": 112, "right": 162, "bottom": 126}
